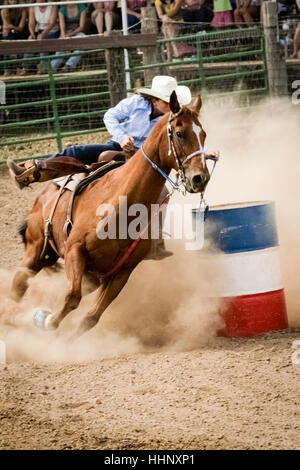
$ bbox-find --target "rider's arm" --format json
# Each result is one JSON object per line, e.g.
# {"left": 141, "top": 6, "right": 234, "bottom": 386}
{"left": 103, "top": 95, "right": 139, "bottom": 144}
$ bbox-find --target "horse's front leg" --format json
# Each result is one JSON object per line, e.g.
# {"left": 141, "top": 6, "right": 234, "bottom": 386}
{"left": 11, "top": 239, "right": 58, "bottom": 302}
{"left": 73, "top": 268, "right": 133, "bottom": 338}
{"left": 34, "top": 243, "right": 86, "bottom": 330}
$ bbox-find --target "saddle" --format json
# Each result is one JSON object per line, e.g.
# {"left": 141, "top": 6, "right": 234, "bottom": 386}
{"left": 41, "top": 160, "right": 125, "bottom": 258}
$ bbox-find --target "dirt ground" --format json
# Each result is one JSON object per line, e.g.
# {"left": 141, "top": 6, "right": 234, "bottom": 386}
{"left": 0, "top": 164, "right": 299, "bottom": 451}
{"left": 1, "top": 331, "right": 299, "bottom": 450}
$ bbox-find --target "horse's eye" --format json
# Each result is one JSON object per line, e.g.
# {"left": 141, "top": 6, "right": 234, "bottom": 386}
{"left": 176, "top": 131, "right": 184, "bottom": 139}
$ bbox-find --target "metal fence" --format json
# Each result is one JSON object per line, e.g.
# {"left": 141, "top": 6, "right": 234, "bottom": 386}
{"left": 128, "top": 27, "right": 268, "bottom": 101}
{"left": 0, "top": 50, "right": 110, "bottom": 158}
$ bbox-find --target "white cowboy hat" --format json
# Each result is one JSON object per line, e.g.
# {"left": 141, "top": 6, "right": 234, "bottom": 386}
{"left": 137, "top": 75, "right": 192, "bottom": 106}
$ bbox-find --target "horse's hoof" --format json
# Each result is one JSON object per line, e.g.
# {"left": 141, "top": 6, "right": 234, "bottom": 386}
{"left": 33, "top": 309, "right": 55, "bottom": 330}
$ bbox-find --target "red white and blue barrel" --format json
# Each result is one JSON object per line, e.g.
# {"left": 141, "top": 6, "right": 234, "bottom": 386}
{"left": 192, "top": 201, "right": 288, "bottom": 337}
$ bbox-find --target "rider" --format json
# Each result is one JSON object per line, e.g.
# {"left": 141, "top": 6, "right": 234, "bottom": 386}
{"left": 7, "top": 76, "right": 192, "bottom": 261}
{"left": 7, "top": 75, "right": 192, "bottom": 188}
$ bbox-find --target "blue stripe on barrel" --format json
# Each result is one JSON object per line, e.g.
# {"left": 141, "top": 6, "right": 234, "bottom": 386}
{"left": 199, "top": 201, "right": 278, "bottom": 254}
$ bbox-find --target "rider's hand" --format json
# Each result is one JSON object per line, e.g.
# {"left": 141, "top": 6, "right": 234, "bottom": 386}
{"left": 120, "top": 136, "right": 134, "bottom": 152}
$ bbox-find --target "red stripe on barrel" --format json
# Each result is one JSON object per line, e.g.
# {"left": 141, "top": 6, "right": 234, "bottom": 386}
{"left": 218, "top": 289, "right": 288, "bottom": 338}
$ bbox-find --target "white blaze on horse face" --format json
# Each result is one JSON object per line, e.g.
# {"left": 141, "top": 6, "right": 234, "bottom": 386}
{"left": 192, "top": 121, "right": 205, "bottom": 166}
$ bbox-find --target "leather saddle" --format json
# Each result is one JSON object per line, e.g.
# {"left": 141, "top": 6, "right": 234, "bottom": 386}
{"left": 52, "top": 159, "right": 125, "bottom": 236}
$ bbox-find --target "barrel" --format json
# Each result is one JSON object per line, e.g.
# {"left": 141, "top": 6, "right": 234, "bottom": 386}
{"left": 191, "top": 201, "right": 288, "bottom": 337}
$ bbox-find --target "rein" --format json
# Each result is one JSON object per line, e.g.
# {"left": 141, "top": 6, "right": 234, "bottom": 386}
{"left": 140, "top": 146, "right": 180, "bottom": 191}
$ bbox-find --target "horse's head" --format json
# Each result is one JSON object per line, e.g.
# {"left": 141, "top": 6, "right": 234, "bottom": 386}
{"left": 166, "top": 91, "right": 210, "bottom": 194}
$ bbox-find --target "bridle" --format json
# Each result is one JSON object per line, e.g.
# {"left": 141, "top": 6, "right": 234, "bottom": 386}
{"left": 141, "top": 107, "right": 219, "bottom": 194}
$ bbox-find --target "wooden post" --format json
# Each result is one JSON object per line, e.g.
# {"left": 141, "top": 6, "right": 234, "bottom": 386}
{"left": 141, "top": 6, "right": 161, "bottom": 86}
{"left": 262, "top": 1, "right": 288, "bottom": 97}
{"left": 104, "top": 31, "right": 127, "bottom": 106}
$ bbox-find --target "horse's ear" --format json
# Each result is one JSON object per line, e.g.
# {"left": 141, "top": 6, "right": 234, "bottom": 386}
{"left": 170, "top": 90, "right": 181, "bottom": 114}
{"left": 193, "top": 94, "right": 202, "bottom": 113}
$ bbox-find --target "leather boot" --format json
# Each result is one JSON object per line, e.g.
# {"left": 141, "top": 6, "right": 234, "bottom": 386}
{"left": 7, "top": 159, "right": 40, "bottom": 189}
{"left": 7, "top": 156, "right": 89, "bottom": 189}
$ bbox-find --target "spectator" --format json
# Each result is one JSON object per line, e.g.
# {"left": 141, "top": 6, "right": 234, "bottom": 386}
{"left": 91, "top": 1, "right": 117, "bottom": 35}
{"left": 1, "top": 0, "right": 27, "bottom": 76}
{"left": 155, "top": 0, "right": 195, "bottom": 60}
{"left": 211, "top": 0, "right": 233, "bottom": 27}
{"left": 51, "top": 2, "right": 87, "bottom": 73}
{"left": 28, "top": 0, "right": 59, "bottom": 41}
{"left": 181, "top": 0, "right": 213, "bottom": 28}
{"left": 19, "top": 0, "right": 59, "bottom": 75}
{"left": 117, "top": 0, "right": 147, "bottom": 33}
{"left": 1, "top": 0, "right": 26, "bottom": 39}
{"left": 292, "top": 0, "right": 300, "bottom": 58}
{"left": 233, "top": 0, "right": 260, "bottom": 26}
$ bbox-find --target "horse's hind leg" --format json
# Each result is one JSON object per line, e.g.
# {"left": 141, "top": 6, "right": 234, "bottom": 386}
{"left": 74, "top": 268, "right": 133, "bottom": 338}
{"left": 42, "top": 243, "right": 86, "bottom": 330}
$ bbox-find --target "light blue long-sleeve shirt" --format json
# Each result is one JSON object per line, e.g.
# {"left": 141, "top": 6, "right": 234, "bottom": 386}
{"left": 103, "top": 94, "right": 162, "bottom": 149}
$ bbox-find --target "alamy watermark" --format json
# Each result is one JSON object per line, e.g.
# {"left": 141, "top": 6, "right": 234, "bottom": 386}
{"left": 0, "top": 80, "right": 6, "bottom": 105}
{"left": 292, "top": 80, "right": 300, "bottom": 105}
{"left": 96, "top": 197, "right": 205, "bottom": 250}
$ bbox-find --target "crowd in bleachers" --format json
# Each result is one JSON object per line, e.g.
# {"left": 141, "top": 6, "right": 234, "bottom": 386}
{"left": 0, "top": 0, "right": 299, "bottom": 75}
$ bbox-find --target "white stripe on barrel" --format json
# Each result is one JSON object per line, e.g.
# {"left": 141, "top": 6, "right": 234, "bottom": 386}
{"left": 193, "top": 247, "right": 283, "bottom": 297}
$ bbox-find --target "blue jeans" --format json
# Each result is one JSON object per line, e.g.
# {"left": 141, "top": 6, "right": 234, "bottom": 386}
{"left": 127, "top": 14, "right": 141, "bottom": 33}
{"left": 23, "top": 31, "right": 60, "bottom": 70}
{"left": 48, "top": 141, "right": 122, "bottom": 166}
{"left": 51, "top": 32, "right": 86, "bottom": 70}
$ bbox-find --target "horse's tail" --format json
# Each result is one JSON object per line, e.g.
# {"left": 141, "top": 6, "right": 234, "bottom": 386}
{"left": 18, "top": 219, "right": 28, "bottom": 245}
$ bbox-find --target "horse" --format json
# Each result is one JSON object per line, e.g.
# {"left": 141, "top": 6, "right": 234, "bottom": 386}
{"left": 10, "top": 91, "right": 215, "bottom": 338}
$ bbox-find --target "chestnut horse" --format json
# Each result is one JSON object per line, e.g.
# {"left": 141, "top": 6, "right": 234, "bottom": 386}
{"left": 10, "top": 92, "right": 212, "bottom": 338}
